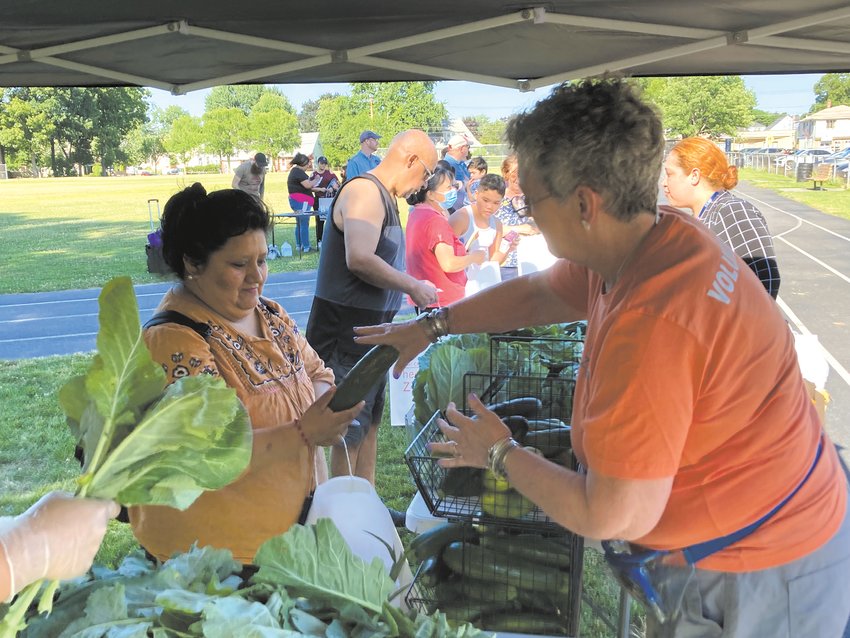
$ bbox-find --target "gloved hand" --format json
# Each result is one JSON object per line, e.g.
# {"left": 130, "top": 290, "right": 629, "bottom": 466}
{"left": 0, "top": 491, "right": 119, "bottom": 597}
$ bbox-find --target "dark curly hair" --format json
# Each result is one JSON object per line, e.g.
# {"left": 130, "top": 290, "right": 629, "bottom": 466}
{"left": 160, "top": 183, "right": 270, "bottom": 279}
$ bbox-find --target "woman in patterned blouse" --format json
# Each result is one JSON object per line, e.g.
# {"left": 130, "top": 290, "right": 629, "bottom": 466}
{"left": 495, "top": 154, "right": 539, "bottom": 280}
{"left": 130, "top": 184, "right": 363, "bottom": 563}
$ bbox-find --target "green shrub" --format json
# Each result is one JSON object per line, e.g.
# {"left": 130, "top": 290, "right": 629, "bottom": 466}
{"left": 91, "top": 163, "right": 103, "bottom": 177}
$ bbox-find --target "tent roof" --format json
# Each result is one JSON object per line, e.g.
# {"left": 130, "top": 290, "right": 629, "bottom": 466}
{"left": 2, "top": 2, "right": 850, "bottom": 93}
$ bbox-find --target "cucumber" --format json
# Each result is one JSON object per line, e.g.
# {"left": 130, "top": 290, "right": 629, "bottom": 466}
{"left": 515, "top": 588, "right": 562, "bottom": 615}
{"left": 439, "top": 601, "right": 512, "bottom": 625}
{"left": 328, "top": 345, "right": 399, "bottom": 412}
{"left": 482, "top": 612, "right": 566, "bottom": 634}
{"left": 408, "top": 522, "right": 470, "bottom": 562}
{"left": 487, "top": 397, "right": 542, "bottom": 418}
{"left": 442, "top": 542, "right": 568, "bottom": 594}
{"left": 416, "top": 555, "right": 444, "bottom": 589}
{"left": 522, "top": 427, "right": 572, "bottom": 457}
{"left": 460, "top": 577, "right": 519, "bottom": 603}
{"left": 479, "top": 533, "right": 571, "bottom": 569}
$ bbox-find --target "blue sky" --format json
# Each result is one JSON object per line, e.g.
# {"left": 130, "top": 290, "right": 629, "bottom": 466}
{"left": 149, "top": 74, "right": 824, "bottom": 120}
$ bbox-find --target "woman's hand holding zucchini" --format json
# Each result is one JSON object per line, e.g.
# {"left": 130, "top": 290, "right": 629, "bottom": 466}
{"left": 296, "top": 387, "right": 364, "bottom": 446}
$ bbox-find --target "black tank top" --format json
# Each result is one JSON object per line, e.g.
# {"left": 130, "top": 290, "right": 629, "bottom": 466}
{"left": 306, "top": 174, "right": 405, "bottom": 358}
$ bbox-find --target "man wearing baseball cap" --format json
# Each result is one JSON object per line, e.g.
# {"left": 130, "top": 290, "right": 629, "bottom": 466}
{"left": 345, "top": 130, "right": 382, "bottom": 180}
{"left": 232, "top": 152, "right": 269, "bottom": 200}
{"left": 443, "top": 134, "right": 472, "bottom": 207}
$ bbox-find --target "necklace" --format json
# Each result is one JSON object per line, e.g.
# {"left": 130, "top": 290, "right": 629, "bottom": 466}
{"left": 607, "top": 216, "right": 659, "bottom": 291}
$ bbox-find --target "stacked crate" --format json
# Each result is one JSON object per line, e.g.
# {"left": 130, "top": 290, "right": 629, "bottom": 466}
{"left": 405, "top": 331, "right": 585, "bottom": 636}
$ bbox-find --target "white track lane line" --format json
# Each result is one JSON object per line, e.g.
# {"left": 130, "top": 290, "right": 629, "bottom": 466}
{"left": 741, "top": 191, "right": 850, "bottom": 243}
{"left": 736, "top": 191, "right": 850, "bottom": 284}
{"left": 777, "top": 296, "right": 850, "bottom": 389}
{"left": 0, "top": 278, "right": 317, "bottom": 309}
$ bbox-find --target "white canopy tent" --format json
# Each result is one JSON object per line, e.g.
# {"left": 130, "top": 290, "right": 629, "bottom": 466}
{"left": 1, "top": 2, "right": 849, "bottom": 92}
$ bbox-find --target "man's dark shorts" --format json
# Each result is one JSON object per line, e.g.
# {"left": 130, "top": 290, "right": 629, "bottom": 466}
{"left": 326, "top": 349, "right": 386, "bottom": 446}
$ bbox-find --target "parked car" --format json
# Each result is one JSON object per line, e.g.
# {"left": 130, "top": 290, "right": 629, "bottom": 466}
{"left": 166, "top": 167, "right": 182, "bottom": 175}
{"left": 780, "top": 148, "right": 832, "bottom": 170}
{"left": 821, "top": 147, "right": 850, "bottom": 165}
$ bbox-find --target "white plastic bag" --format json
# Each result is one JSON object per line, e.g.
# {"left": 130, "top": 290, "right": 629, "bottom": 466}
{"left": 465, "top": 260, "right": 501, "bottom": 297}
{"left": 793, "top": 332, "right": 829, "bottom": 390}
{"left": 305, "top": 475, "right": 413, "bottom": 595}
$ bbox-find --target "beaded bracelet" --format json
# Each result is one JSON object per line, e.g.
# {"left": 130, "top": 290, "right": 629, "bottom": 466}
{"left": 488, "top": 436, "right": 519, "bottom": 481}
{"left": 292, "top": 418, "right": 312, "bottom": 447}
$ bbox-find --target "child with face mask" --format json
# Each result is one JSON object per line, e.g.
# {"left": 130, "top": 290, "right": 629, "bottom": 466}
{"left": 404, "top": 167, "right": 487, "bottom": 309}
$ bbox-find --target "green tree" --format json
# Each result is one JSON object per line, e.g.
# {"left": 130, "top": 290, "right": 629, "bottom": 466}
{"left": 462, "top": 115, "right": 507, "bottom": 144}
{"left": 164, "top": 114, "right": 203, "bottom": 167}
{"left": 317, "top": 82, "right": 446, "bottom": 168}
{"left": 202, "top": 108, "right": 248, "bottom": 170}
{"left": 298, "top": 93, "right": 338, "bottom": 132}
{"left": 123, "top": 105, "right": 176, "bottom": 171}
{"left": 751, "top": 109, "right": 786, "bottom": 127}
{"left": 0, "top": 88, "right": 54, "bottom": 176}
{"left": 205, "top": 85, "right": 292, "bottom": 116}
{"left": 641, "top": 76, "right": 755, "bottom": 138}
{"left": 811, "top": 73, "right": 850, "bottom": 113}
{"left": 246, "top": 93, "right": 300, "bottom": 159}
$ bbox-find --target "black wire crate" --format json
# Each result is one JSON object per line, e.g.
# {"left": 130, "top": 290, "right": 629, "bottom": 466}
{"left": 405, "top": 520, "right": 583, "bottom": 637}
{"left": 404, "top": 373, "right": 575, "bottom": 528}
{"left": 489, "top": 331, "right": 584, "bottom": 395}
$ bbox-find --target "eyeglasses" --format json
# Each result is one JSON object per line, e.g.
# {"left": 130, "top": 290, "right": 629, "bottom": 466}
{"left": 417, "top": 158, "right": 435, "bottom": 182}
{"left": 513, "top": 193, "right": 553, "bottom": 219}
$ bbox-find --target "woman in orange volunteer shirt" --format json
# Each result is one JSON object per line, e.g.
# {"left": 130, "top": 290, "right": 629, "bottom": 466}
{"left": 131, "top": 184, "right": 362, "bottom": 563}
{"left": 355, "top": 80, "right": 850, "bottom": 637}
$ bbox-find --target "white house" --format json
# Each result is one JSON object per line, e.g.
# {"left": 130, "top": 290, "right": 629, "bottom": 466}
{"left": 797, "top": 105, "right": 850, "bottom": 150}
{"left": 735, "top": 114, "right": 795, "bottom": 150}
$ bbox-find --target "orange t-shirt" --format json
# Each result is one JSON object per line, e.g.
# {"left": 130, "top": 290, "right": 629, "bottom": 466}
{"left": 548, "top": 207, "right": 846, "bottom": 572}
{"left": 130, "top": 290, "right": 335, "bottom": 563}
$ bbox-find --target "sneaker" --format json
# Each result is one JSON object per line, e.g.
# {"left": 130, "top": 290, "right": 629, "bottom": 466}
{"left": 388, "top": 507, "right": 406, "bottom": 528}
{"left": 303, "top": 246, "right": 313, "bottom": 254}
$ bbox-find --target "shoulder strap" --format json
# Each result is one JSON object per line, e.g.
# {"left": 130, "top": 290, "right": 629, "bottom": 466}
{"left": 144, "top": 310, "right": 212, "bottom": 339}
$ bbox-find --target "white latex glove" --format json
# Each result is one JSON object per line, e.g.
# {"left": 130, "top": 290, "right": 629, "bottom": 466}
{"left": 0, "top": 491, "right": 119, "bottom": 597}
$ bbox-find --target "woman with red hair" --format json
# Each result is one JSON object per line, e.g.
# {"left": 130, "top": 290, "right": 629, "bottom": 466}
{"left": 663, "top": 137, "right": 780, "bottom": 298}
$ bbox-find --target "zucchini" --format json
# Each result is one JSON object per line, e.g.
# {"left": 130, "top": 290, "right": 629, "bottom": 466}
{"left": 440, "top": 467, "right": 483, "bottom": 497}
{"left": 487, "top": 397, "right": 542, "bottom": 418}
{"left": 439, "top": 601, "right": 512, "bottom": 625}
{"left": 460, "top": 577, "right": 519, "bottom": 603}
{"left": 416, "top": 555, "right": 445, "bottom": 589}
{"left": 527, "top": 418, "right": 568, "bottom": 432}
{"left": 328, "top": 345, "right": 399, "bottom": 411}
{"left": 408, "top": 522, "right": 470, "bottom": 562}
{"left": 479, "top": 533, "right": 571, "bottom": 569}
{"left": 515, "top": 588, "right": 562, "bottom": 615}
{"left": 442, "top": 542, "right": 568, "bottom": 594}
{"left": 482, "top": 612, "right": 566, "bottom": 634}
{"left": 522, "top": 427, "right": 572, "bottom": 457}
{"left": 502, "top": 415, "right": 529, "bottom": 443}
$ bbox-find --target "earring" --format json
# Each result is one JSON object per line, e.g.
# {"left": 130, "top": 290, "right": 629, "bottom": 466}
{"left": 581, "top": 220, "right": 590, "bottom": 231}
{"left": 186, "top": 274, "right": 194, "bottom": 280}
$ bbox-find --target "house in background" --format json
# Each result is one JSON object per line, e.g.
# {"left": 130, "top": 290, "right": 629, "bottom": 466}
{"left": 276, "top": 132, "right": 323, "bottom": 169}
{"left": 797, "top": 105, "right": 850, "bottom": 150}
{"left": 734, "top": 114, "right": 795, "bottom": 150}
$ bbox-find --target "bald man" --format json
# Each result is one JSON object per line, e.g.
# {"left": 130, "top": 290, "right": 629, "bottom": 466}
{"left": 306, "top": 130, "right": 438, "bottom": 504}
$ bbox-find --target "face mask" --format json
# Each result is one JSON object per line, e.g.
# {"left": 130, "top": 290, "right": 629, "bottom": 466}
{"left": 438, "top": 189, "right": 458, "bottom": 210}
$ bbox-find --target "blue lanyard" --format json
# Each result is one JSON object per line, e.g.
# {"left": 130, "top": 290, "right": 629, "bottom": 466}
{"left": 698, "top": 191, "right": 722, "bottom": 221}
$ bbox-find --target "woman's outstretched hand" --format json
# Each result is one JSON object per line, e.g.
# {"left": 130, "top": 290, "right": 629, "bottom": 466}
{"left": 353, "top": 320, "right": 431, "bottom": 378}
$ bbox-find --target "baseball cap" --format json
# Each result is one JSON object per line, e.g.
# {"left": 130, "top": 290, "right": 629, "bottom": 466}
{"left": 446, "top": 134, "right": 470, "bottom": 148}
{"left": 360, "top": 130, "right": 381, "bottom": 143}
{"left": 253, "top": 152, "right": 268, "bottom": 167}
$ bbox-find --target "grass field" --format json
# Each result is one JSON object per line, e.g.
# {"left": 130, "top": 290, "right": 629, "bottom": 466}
{"left": 0, "top": 173, "right": 322, "bottom": 294}
{"left": 739, "top": 168, "right": 850, "bottom": 221}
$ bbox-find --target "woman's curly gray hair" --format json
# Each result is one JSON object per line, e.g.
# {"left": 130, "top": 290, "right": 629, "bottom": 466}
{"left": 505, "top": 78, "right": 664, "bottom": 221}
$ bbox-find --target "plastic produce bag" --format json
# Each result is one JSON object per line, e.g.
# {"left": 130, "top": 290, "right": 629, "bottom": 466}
{"left": 305, "top": 475, "right": 414, "bottom": 596}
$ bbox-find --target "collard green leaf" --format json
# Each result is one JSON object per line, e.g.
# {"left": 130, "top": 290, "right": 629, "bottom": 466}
{"left": 199, "top": 597, "right": 284, "bottom": 637}
{"left": 427, "top": 346, "right": 473, "bottom": 414}
{"left": 85, "top": 277, "right": 165, "bottom": 433}
{"left": 85, "top": 375, "right": 252, "bottom": 509}
{"left": 253, "top": 520, "right": 395, "bottom": 614}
